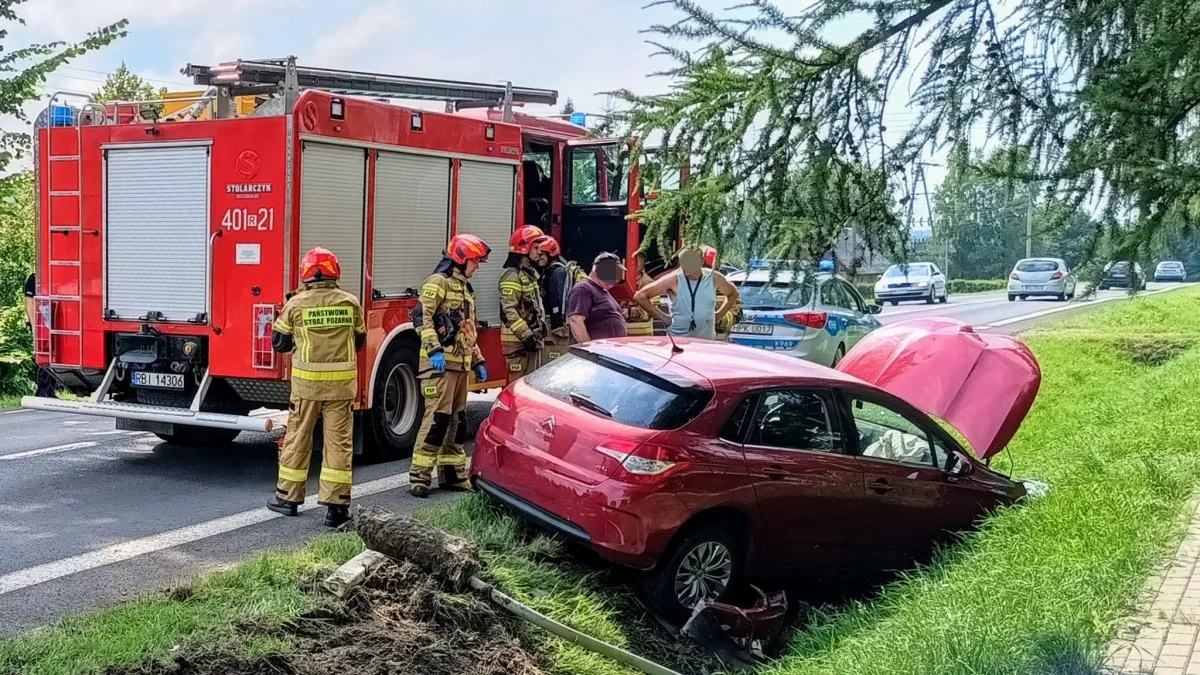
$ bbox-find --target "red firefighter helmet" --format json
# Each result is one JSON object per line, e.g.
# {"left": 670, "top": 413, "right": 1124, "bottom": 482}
{"left": 509, "top": 225, "right": 546, "bottom": 255}
{"left": 700, "top": 245, "right": 718, "bottom": 269}
{"left": 532, "top": 235, "right": 561, "bottom": 257}
{"left": 300, "top": 247, "right": 341, "bottom": 283}
{"left": 447, "top": 234, "right": 492, "bottom": 265}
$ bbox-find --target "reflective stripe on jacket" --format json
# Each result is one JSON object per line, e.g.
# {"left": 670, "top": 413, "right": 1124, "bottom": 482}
{"left": 499, "top": 262, "right": 547, "bottom": 344}
{"left": 274, "top": 281, "right": 366, "bottom": 401}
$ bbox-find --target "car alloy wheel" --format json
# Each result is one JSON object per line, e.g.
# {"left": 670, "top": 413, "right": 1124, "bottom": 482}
{"left": 673, "top": 541, "right": 734, "bottom": 609}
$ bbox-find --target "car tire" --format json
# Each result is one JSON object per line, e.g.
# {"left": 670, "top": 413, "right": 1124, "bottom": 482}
{"left": 363, "top": 341, "right": 422, "bottom": 462}
{"left": 938, "top": 289, "right": 948, "bottom": 304}
{"left": 889, "top": 300, "right": 899, "bottom": 306}
{"left": 1008, "top": 294, "right": 1016, "bottom": 302}
{"left": 925, "top": 288, "right": 936, "bottom": 304}
{"left": 642, "top": 525, "right": 742, "bottom": 623}
{"left": 1099, "top": 285, "right": 1108, "bottom": 291}
{"left": 831, "top": 343, "right": 846, "bottom": 368}
{"left": 154, "top": 426, "right": 240, "bottom": 446}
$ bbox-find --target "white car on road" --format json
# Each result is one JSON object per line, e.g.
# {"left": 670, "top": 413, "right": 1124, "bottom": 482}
{"left": 873, "top": 263, "right": 948, "bottom": 305}
{"left": 1008, "top": 258, "right": 1077, "bottom": 301}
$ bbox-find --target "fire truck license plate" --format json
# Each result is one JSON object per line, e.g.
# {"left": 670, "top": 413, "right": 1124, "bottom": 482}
{"left": 131, "top": 372, "right": 185, "bottom": 390}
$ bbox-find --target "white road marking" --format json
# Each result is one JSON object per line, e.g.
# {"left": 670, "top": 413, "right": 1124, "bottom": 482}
{"left": 987, "top": 285, "right": 1189, "bottom": 328}
{"left": 1, "top": 442, "right": 98, "bottom": 460}
{"left": 63, "top": 421, "right": 88, "bottom": 427}
{"left": 0, "top": 472, "right": 412, "bottom": 596}
{"left": 87, "top": 430, "right": 128, "bottom": 436}
{"left": 0, "top": 409, "right": 29, "bottom": 416}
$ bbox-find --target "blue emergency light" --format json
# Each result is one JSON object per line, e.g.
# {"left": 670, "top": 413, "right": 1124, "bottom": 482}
{"left": 748, "top": 258, "right": 771, "bottom": 269}
{"left": 569, "top": 112, "right": 587, "bottom": 126}
{"left": 818, "top": 259, "right": 835, "bottom": 272}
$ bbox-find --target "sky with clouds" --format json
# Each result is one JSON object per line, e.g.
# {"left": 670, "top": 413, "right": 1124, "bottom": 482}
{"left": 6, "top": 0, "right": 937, "bottom": 227}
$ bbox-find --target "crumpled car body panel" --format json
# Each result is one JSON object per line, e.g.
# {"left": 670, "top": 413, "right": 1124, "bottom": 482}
{"left": 836, "top": 317, "right": 1041, "bottom": 461}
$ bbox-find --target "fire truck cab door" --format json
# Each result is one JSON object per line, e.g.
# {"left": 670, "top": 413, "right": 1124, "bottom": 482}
{"left": 562, "top": 139, "right": 639, "bottom": 300}
{"left": 299, "top": 142, "right": 367, "bottom": 298}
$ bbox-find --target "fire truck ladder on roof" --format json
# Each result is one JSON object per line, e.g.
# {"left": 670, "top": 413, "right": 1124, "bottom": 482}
{"left": 181, "top": 56, "right": 559, "bottom": 121}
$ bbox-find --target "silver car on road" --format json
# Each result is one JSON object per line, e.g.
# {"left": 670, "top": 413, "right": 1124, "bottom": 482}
{"left": 727, "top": 266, "right": 883, "bottom": 367}
{"left": 1008, "top": 258, "right": 1077, "bottom": 301}
{"left": 873, "top": 262, "right": 949, "bottom": 305}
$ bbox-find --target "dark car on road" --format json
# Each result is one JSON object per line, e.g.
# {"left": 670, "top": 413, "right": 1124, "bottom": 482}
{"left": 1099, "top": 261, "right": 1147, "bottom": 290}
{"left": 1155, "top": 261, "right": 1187, "bottom": 283}
{"left": 471, "top": 321, "right": 1040, "bottom": 618}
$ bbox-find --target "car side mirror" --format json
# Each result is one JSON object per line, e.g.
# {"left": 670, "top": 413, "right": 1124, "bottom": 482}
{"left": 867, "top": 304, "right": 883, "bottom": 315}
{"left": 946, "top": 452, "right": 974, "bottom": 479}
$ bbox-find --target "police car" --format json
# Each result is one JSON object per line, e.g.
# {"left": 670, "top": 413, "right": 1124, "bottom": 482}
{"left": 726, "top": 260, "right": 883, "bottom": 367}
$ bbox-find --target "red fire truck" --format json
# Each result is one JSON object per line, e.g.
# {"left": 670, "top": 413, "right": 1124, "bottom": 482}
{"left": 24, "top": 58, "right": 661, "bottom": 458}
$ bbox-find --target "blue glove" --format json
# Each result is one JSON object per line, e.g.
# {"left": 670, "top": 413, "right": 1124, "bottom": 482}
{"left": 474, "top": 364, "right": 488, "bottom": 382}
{"left": 430, "top": 352, "right": 447, "bottom": 372}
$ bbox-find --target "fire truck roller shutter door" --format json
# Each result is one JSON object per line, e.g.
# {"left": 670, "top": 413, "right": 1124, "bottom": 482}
{"left": 299, "top": 143, "right": 367, "bottom": 298}
{"left": 372, "top": 152, "right": 451, "bottom": 297}
{"left": 105, "top": 144, "right": 210, "bottom": 322}
{"left": 456, "top": 160, "right": 516, "bottom": 326}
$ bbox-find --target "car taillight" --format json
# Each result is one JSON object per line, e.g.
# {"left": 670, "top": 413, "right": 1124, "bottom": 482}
{"left": 1051, "top": 271, "right": 1063, "bottom": 280}
{"left": 492, "top": 386, "right": 515, "bottom": 413}
{"left": 595, "top": 439, "right": 690, "bottom": 480}
{"left": 1010, "top": 272, "right": 1020, "bottom": 280}
{"left": 783, "top": 311, "right": 827, "bottom": 329}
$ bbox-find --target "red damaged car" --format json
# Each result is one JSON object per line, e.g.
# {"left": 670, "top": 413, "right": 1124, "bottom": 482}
{"left": 471, "top": 318, "right": 1041, "bottom": 618}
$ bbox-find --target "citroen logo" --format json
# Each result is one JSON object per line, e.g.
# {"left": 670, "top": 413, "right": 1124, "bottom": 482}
{"left": 539, "top": 416, "right": 556, "bottom": 437}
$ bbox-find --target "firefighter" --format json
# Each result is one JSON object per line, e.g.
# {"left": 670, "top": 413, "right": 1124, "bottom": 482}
{"left": 499, "top": 225, "right": 549, "bottom": 383}
{"left": 268, "top": 247, "right": 366, "bottom": 528}
{"left": 531, "top": 235, "right": 584, "bottom": 362}
{"left": 411, "top": 233, "right": 492, "bottom": 498}
{"left": 702, "top": 245, "right": 742, "bottom": 340}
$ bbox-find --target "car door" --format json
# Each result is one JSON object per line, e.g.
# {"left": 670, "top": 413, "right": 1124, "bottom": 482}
{"left": 841, "top": 394, "right": 995, "bottom": 565}
{"left": 930, "top": 264, "right": 946, "bottom": 296}
{"left": 820, "top": 281, "right": 855, "bottom": 357}
{"left": 837, "top": 279, "right": 874, "bottom": 346}
{"left": 741, "top": 388, "right": 865, "bottom": 571}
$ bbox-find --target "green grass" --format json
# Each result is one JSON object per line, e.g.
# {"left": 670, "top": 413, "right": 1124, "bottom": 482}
{"left": 0, "top": 395, "right": 18, "bottom": 410}
{"left": 0, "top": 534, "right": 363, "bottom": 675}
{"left": 419, "top": 493, "right": 643, "bottom": 675}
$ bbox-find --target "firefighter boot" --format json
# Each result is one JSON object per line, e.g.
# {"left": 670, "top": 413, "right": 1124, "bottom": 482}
{"left": 324, "top": 505, "right": 350, "bottom": 528}
{"left": 267, "top": 495, "right": 299, "bottom": 517}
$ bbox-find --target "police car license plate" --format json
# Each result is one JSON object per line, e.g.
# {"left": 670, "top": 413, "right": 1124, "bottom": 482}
{"left": 131, "top": 372, "right": 185, "bottom": 390}
{"left": 732, "top": 323, "right": 773, "bottom": 335}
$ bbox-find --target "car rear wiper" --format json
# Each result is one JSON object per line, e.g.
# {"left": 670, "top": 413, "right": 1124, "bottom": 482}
{"left": 568, "top": 392, "right": 613, "bottom": 418}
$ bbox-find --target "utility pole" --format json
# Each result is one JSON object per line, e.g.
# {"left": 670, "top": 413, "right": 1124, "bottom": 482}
{"left": 1025, "top": 191, "right": 1033, "bottom": 258}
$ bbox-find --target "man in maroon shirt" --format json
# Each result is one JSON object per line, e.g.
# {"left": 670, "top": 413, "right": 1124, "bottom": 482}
{"left": 566, "top": 253, "right": 628, "bottom": 342}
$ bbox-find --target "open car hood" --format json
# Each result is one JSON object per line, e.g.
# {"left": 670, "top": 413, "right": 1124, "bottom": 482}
{"left": 836, "top": 318, "right": 1041, "bottom": 461}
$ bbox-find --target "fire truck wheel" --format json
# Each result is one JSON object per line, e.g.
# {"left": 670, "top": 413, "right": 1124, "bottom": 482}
{"left": 364, "top": 342, "right": 422, "bottom": 461}
{"left": 154, "top": 426, "right": 241, "bottom": 447}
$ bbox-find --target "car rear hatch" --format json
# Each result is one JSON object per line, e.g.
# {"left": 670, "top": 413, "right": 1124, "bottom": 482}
{"left": 731, "top": 276, "right": 822, "bottom": 349}
{"left": 485, "top": 344, "right": 713, "bottom": 487}
{"left": 836, "top": 318, "right": 1041, "bottom": 461}
{"left": 1014, "top": 261, "right": 1060, "bottom": 285}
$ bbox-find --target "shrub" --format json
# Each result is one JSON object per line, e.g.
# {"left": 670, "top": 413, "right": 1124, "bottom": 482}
{"left": 948, "top": 278, "right": 1007, "bottom": 293}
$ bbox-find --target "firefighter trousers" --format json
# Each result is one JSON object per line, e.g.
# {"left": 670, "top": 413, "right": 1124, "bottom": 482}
{"left": 276, "top": 397, "right": 353, "bottom": 506}
{"left": 540, "top": 333, "right": 570, "bottom": 365}
{"left": 503, "top": 345, "right": 541, "bottom": 384}
{"left": 411, "top": 370, "right": 470, "bottom": 488}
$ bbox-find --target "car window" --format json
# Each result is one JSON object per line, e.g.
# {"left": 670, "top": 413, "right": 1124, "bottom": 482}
{"left": 849, "top": 398, "right": 936, "bottom": 469}
{"left": 523, "top": 353, "right": 712, "bottom": 430}
{"left": 720, "top": 395, "right": 756, "bottom": 443}
{"left": 821, "top": 281, "right": 853, "bottom": 310}
{"left": 750, "top": 390, "right": 840, "bottom": 452}
{"left": 736, "top": 279, "right": 813, "bottom": 310}
{"left": 1016, "top": 260, "right": 1059, "bottom": 273}
{"left": 930, "top": 264, "right": 942, "bottom": 276}
{"left": 838, "top": 280, "right": 867, "bottom": 313}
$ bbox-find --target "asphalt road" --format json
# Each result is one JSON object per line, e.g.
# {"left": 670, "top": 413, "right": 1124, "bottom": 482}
{"left": 0, "top": 282, "right": 1188, "bottom": 637}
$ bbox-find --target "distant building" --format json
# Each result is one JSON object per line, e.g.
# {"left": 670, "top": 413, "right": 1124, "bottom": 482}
{"left": 826, "top": 228, "right": 893, "bottom": 283}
